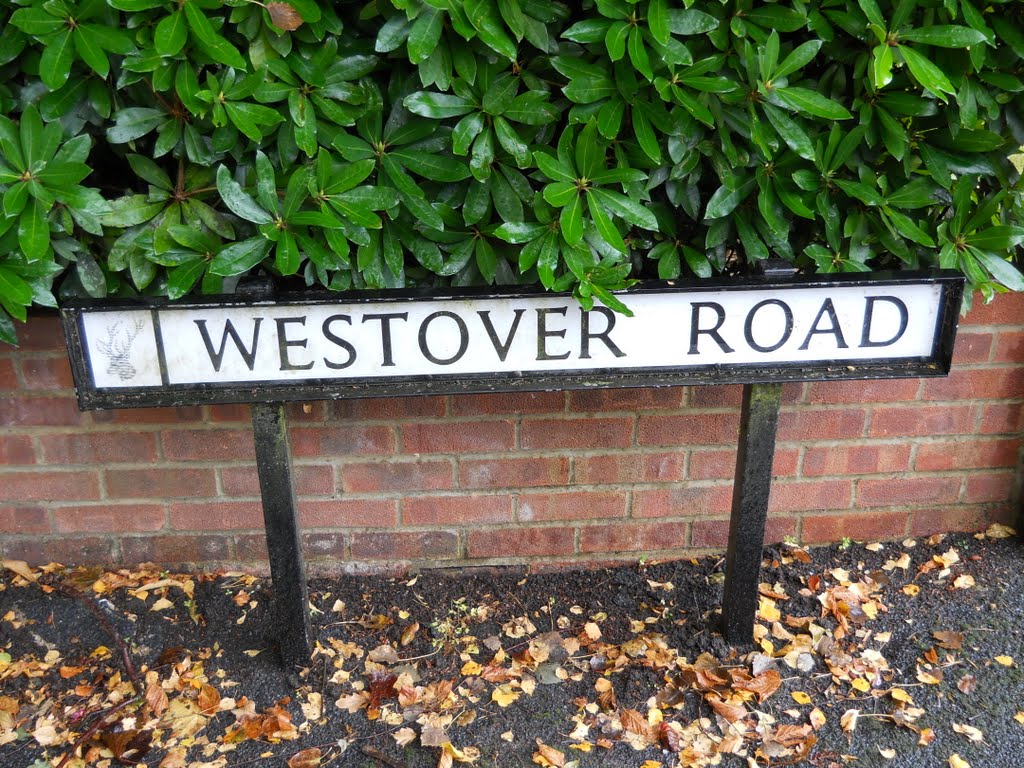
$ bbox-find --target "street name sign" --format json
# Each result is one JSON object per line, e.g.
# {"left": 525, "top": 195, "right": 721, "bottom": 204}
{"left": 62, "top": 272, "right": 962, "bottom": 409}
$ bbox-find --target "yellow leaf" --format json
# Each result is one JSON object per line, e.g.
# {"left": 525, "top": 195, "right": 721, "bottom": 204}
{"left": 948, "top": 755, "right": 971, "bottom": 768}
{"left": 243, "top": 649, "right": 262, "bottom": 657}
{"left": 791, "top": 691, "right": 812, "bottom": 705}
{"left": 2, "top": 560, "right": 37, "bottom": 581}
{"left": 583, "top": 622, "right": 601, "bottom": 640}
{"left": 918, "top": 728, "right": 936, "bottom": 746}
{"left": 492, "top": 684, "right": 520, "bottom": 708}
{"left": 851, "top": 678, "right": 871, "bottom": 692}
{"left": 878, "top": 747, "right": 896, "bottom": 759}
{"left": 640, "top": 762, "right": 663, "bottom": 768}
{"left": 903, "top": 584, "right": 920, "bottom": 596}
{"left": 985, "top": 523, "right": 1015, "bottom": 539}
{"left": 393, "top": 727, "right": 417, "bottom": 747}
{"left": 995, "top": 655, "right": 1015, "bottom": 667}
{"left": 500, "top": 731, "right": 515, "bottom": 742}
{"left": 890, "top": 688, "right": 914, "bottom": 704}
{"left": 461, "top": 660, "right": 483, "bottom": 676}
{"left": 757, "top": 596, "right": 781, "bottom": 622}
{"left": 809, "top": 708, "right": 826, "bottom": 730}
{"left": 150, "top": 597, "right": 174, "bottom": 611}
{"left": 569, "top": 742, "right": 591, "bottom": 752}
{"left": 533, "top": 739, "right": 566, "bottom": 767}
{"left": 1014, "top": 712, "right": 1024, "bottom": 725}
{"left": 952, "top": 723, "right": 984, "bottom": 743}
{"left": 952, "top": 574, "right": 975, "bottom": 589}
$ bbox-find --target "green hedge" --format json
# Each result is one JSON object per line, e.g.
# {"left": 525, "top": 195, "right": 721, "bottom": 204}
{"left": 1, "top": 0, "right": 1023, "bottom": 343}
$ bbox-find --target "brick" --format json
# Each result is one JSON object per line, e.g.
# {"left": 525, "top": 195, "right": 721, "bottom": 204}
{"left": 951, "top": 332, "right": 993, "bottom": 365}
{"left": 39, "top": 433, "right": 157, "bottom": 465}
{"left": 235, "top": 534, "right": 270, "bottom": 561}
{"left": 220, "top": 464, "right": 334, "bottom": 497}
{"left": 161, "top": 429, "right": 256, "bottom": 462}
{"left": 301, "top": 533, "right": 346, "bottom": 559}
{"left": 994, "top": 331, "right": 1024, "bottom": 363}
{"left": 579, "top": 521, "right": 685, "bottom": 554}
{"left": 451, "top": 391, "right": 565, "bottom": 416}
{"left": 518, "top": 491, "right": 626, "bottom": 522}
{"left": 856, "top": 477, "right": 961, "bottom": 508}
{"left": 0, "top": 435, "right": 35, "bottom": 465}
{"left": 460, "top": 457, "right": 569, "bottom": 489}
{"left": 1, "top": 535, "right": 113, "bottom": 565}
{"left": 342, "top": 460, "right": 453, "bottom": 493}
{"left": 0, "top": 396, "right": 83, "bottom": 427}
{"left": 0, "top": 471, "right": 100, "bottom": 502}
{"left": 908, "top": 506, "right": 995, "bottom": 537}
{"left": 0, "top": 359, "right": 18, "bottom": 390}
{"left": 961, "top": 291, "right": 1024, "bottom": 326}
{"left": 521, "top": 417, "right": 633, "bottom": 450}
{"left": 688, "top": 385, "right": 742, "bottom": 408}
{"left": 806, "top": 378, "right": 921, "bottom": 405}
{"left": 291, "top": 425, "right": 395, "bottom": 457}
{"left": 332, "top": 396, "right": 447, "bottom": 420}
{"left": 105, "top": 468, "right": 216, "bottom": 499}
{"left": 923, "top": 368, "right": 1024, "bottom": 402}
{"left": 802, "top": 512, "right": 908, "bottom": 544}
{"left": 169, "top": 501, "right": 264, "bottom": 530}
{"left": 16, "top": 315, "right": 64, "bottom": 352}
{"left": 575, "top": 452, "right": 685, "bottom": 485}
{"left": 402, "top": 420, "right": 515, "bottom": 454}
{"left": 403, "top": 495, "right": 512, "bottom": 526}
{"left": 688, "top": 448, "right": 798, "bottom": 480}
{"left": 467, "top": 526, "right": 575, "bottom": 558}
{"left": 207, "top": 404, "right": 252, "bottom": 423}
{"left": 120, "top": 534, "right": 231, "bottom": 564}
{"left": 868, "top": 405, "right": 975, "bottom": 437}
{"left": 963, "top": 472, "right": 1017, "bottom": 503}
{"left": 301, "top": 499, "right": 398, "bottom": 528}
{"left": 54, "top": 504, "right": 165, "bottom": 533}
{"left": 802, "top": 444, "right": 912, "bottom": 477}
{"left": 980, "top": 404, "right": 1024, "bottom": 434}
{"left": 350, "top": 530, "right": 459, "bottom": 560}
{"left": 769, "top": 480, "right": 852, "bottom": 512}
{"left": 0, "top": 505, "right": 49, "bottom": 534}
{"left": 637, "top": 413, "right": 739, "bottom": 447}
{"left": 632, "top": 486, "right": 733, "bottom": 518}
{"left": 285, "top": 401, "right": 326, "bottom": 422}
{"left": 777, "top": 408, "right": 867, "bottom": 441}
{"left": 691, "top": 516, "right": 796, "bottom": 548}
{"left": 570, "top": 388, "right": 683, "bottom": 412}
{"left": 18, "top": 357, "right": 74, "bottom": 390}
{"left": 91, "top": 406, "right": 204, "bottom": 425}
{"left": 915, "top": 439, "right": 1020, "bottom": 471}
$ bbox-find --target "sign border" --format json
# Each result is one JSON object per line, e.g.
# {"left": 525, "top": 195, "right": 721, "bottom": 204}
{"left": 61, "top": 271, "right": 964, "bottom": 410}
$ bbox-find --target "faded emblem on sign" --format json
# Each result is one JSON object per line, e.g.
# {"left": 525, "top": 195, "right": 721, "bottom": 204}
{"left": 95, "top": 319, "right": 145, "bottom": 381}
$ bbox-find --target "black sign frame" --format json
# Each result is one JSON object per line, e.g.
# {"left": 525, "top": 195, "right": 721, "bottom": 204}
{"left": 61, "top": 271, "right": 964, "bottom": 411}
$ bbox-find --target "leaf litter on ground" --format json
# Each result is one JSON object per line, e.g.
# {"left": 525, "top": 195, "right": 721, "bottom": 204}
{"left": 1, "top": 523, "right": 1022, "bottom": 767}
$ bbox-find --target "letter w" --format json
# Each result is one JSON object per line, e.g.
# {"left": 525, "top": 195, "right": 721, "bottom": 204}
{"left": 194, "top": 318, "right": 263, "bottom": 372}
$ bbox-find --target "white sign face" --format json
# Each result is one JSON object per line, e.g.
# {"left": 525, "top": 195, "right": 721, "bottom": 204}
{"left": 65, "top": 277, "right": 959, "bottom": 405}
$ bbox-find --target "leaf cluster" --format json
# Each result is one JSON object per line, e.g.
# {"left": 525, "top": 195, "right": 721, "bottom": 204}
{"left": 1, "top": 0, "right": 1024, "bottom": 343}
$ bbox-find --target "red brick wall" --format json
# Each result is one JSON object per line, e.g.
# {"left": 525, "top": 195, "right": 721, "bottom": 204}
{"left": 1, "top": 293, "right": 1021, "bottom": 574}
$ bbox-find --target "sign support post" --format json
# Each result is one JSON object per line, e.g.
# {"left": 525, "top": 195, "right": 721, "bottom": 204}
{"left": 720, "top": 382, "right": 783, "bottom": 643}
{"left": 251, "top": 402, "right": 312, "bottom": 667}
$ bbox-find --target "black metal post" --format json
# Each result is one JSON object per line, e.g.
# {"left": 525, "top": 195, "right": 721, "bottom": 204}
{"left": 251, "top": 402, "right": 313, "bottom": 668}
{"left": 721, "top": 382, "right": 783, "bottom": 643}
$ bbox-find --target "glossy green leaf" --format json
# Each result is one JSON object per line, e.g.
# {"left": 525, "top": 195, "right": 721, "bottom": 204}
{"left": 216, "top": 166, "right": 274, "bottom": 224}
{"left": 209, "top": 237, "right": 273, "bottom": 276}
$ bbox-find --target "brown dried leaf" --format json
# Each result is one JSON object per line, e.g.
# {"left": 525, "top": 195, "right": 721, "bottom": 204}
{"left": 267, "top": 2, "right": 304, "bottom": 31}
{"left": 198, "top": 683, "right": 222, "bottom": 715}
{"left": 734, "top": 669, "right": 781, "bottom": 703}
{"left": 287, "top": 747, "right": 322, "bottom": 768}
{"left": 533, "top": 739, "right": 566, "bottom": 767}
{"left": 957, "top": 675, "right": 977, "bottom": 694}
{"left": 934, "top": 631, "right": 964, "bottom": 650}
{"left": 146, "top": 679, "right": 169, "bottom": 716}
{"left": 706, "top": 695, "right": 747, "bottom": 723}
{"left": 400, "top": 622, "right": 420, "bottom": 647}
{"left": 100, "top": 729, "right": 153, "bottom": 763}
{"left": 621, "top": 708, "right": 648, "bottom": 735}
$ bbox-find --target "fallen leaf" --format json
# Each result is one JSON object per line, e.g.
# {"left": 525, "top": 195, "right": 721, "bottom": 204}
{"left": 918, "top": 728, "right": 935, "bottom": 746}
{"left": 952, "top": 723, "right": 984, "bottom": 743}
{"left": 1014, "top": 712, "right": 1024, "bottom": 725}
{"left": 393, "top": 728, "right": 417, "bottom": 747}
{"left": 533, "top": 739, "right": 566, "bottom": 767}
{"left": 903, "top": 584, "right": 920, "bottom": 596}
{"left": 809, "top": 708, "right": 826, "bottom": 730}
{"left": 878, "top": 746, "right": 896, "bottom": 759}
{"left": 934, "top": 631, "right": 964, "bottom": 650}
{"left": 287, "top": 747, "right": 322, "bottom": 768}
{"left": 957, "top": 675, "right": 977, "bottom": 694}
{"left": 150, "top": 597, "right": 175, "bottom": 611}
{"left": 841, "top": 709, "right": 859, "bottom": 735}
{"left": 995, "top": 655, "right": 1015, "bottom": 667}
{"left": 791, "top": 691, "right": 812, "bottom": 705}
{"left": 492, "top": 684, "right": 520, "bottom": 708}
{"left": 400, "top": 622, "right": 420, "bottom": 647}
{"left": 948, "top": 755, "right": 971, "bottom": 768}
{"left": 890, "top": 688, "right": 914, "bottom": 704}
{"left": 952, "top": 574, "right": 975, "bottom": 589}
{"left": 501, "top": 731, "right": 514, "bottom": 742}
{"left": 2, "top": 560, "right": 37, "bottom": 581}
{"left": 865, "top": 542, "right": 884, "bottom": 552}
{"left": 984, "top": 523, "right": 1015, "bottom": 539}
